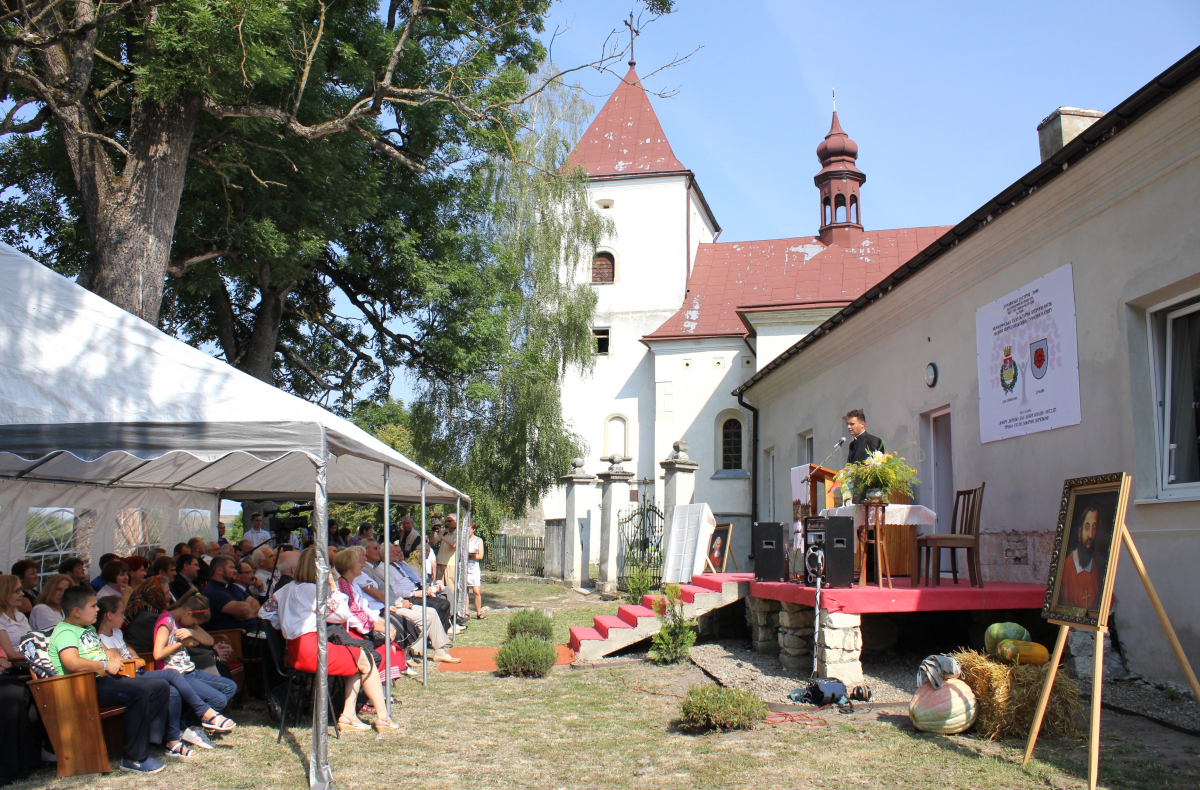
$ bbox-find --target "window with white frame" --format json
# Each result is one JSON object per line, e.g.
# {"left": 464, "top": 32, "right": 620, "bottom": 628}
{"left": 115, "top": 508, "right": 164, "bottom": 557}
{"left": 25, "top": 507, "right": 95, "bottom": 584}
{"left": 1154, "top": 298, "right": 1200, "bottom": 493}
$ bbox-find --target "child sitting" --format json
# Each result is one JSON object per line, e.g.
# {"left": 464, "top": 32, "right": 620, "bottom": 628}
{"left": 151, "top": 592, "right": 238, "bottom": 742}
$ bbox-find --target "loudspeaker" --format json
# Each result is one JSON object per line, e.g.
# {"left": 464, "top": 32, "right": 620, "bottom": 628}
{"left": 824, "top": 516, "right": 855, "bottom": 588}
{"left": 752, "top": 521, "right": 789, "bottom": 582}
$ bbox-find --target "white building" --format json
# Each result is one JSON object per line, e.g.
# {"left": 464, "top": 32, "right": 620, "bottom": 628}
{"left": 533, "top": 64, "right": 947, "bottom": 574}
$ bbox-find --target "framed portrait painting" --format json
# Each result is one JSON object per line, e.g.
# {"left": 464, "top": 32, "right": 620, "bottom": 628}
{"left": 705, "top": 524, "right": 732, "bottom": 573}
{"left": 1042, "top": 473, "right": 1131, "bottom": 629}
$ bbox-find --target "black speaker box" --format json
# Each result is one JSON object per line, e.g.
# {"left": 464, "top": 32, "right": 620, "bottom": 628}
{"left": 824, "top": 516, "right": 855, "bottom": 588}
{"left": 752, "top": 521, "right": 789, "bottom": 582}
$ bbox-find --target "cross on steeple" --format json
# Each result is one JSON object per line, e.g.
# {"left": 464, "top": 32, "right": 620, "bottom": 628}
{"left": 832, "top": 87, "right": 836, "bottom": 112}
{"left": 624, "top": 12, "right": 638, "bottom": 67}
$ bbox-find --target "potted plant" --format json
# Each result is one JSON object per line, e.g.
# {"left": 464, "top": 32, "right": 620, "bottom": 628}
{"left": 835, "top": 450, "right": 919, "bottom": 504}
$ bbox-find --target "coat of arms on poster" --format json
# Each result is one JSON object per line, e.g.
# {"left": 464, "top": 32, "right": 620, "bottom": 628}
{"left": 975, "top": 263, "right": 1081, "bottom": 444}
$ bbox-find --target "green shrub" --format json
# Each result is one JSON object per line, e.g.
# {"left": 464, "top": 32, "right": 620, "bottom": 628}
{"left": 678, "top": 685, "right": 768, "bottom": 732}
{"left": 649, "top": 583, "right": 696, "bottom": 665}
{"left": 494, "top": 634, "right": 558, "bottom": 678}
{"left": 624, "top": 563, "right": 655, "bottom": 606}
{"left": 506, "top": 608, "right": 554, "bottom": 642}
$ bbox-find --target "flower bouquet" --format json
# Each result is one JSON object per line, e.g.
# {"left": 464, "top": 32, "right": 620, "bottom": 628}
{"left": 835, "top": 450, "right": 919, "bottom": 504}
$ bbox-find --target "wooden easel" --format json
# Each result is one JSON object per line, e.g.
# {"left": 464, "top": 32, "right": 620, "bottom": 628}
{"left": 1024, "top": 525, "right": 1200, "bottom": 790}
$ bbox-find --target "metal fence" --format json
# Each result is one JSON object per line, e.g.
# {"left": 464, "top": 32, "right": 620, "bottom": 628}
{"left": 617, "top": 499, "right": 665, "bottom": 592}
{"left": 485, "top": 534, "right": 545, "bottom": 577}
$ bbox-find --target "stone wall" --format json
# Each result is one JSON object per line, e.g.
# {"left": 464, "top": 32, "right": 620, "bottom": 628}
{"left": 817, "top": 611, "right": 863, "bottom": 687}
{"left": 746, "top": 596, "right": 780, "bottom": 654}
{"left": 778, "top": 603, "right": 815, "bottom": 672}
{"left": 745, "top": 596, "right": 864, "bottom": 687}
{"left": 979, "top": 530, "right": 1055, "bottom": 584}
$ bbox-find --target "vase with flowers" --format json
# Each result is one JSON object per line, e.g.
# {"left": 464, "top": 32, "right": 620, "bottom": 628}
{"left": 835, "top": 450, "right": 919, "bottom": 505}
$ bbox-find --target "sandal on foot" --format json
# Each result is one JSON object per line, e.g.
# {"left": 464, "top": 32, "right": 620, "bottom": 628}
{"left": 337, "top": 716, "right": 371, "bottom": 732}
{"left": 373, "top": 718, "right": 400, "bottom": 732}
{"left": 201, "top": 714, "right": 236, "bottom": 733}
{"left": 359, "top": 703, "right": 377, "bottom": 715}
{"left": 165, "top": 742, "right": 197, "bottom": 758}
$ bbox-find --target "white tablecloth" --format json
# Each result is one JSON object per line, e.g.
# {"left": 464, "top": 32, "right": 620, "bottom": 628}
{"left": 819, "top": 504, "right": 938, "bottom": 527}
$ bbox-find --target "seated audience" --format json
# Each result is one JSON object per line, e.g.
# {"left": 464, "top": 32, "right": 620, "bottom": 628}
{"left": 0, "top": 575, "right": 32, "bottom": 659}
{"left": 91, "top": 553, "right": 120, "bottom": 592}
{"left": 252, "top": 545, "right": 277, "bottom": 590}
{"left": 273, "top": 551, "right": 300, "bottom": 590}
{"left": 203, "top": 556, "right": 261, "bottom": 633}
{"left": 237, "top": 539, "right": 253, "bottom": 557}
{"left": 332, "top": 546, "right": 412, "bottom": 679}
{"left": 171, "top": 554, "right": 201, "bottom": 600}
{"left": 234, "top": 560, "right": 265, "bottom": 600}
{"left": 124, "top": 557, "right": 178, "bottom": 652}
{"left": 347, "top": 524, "right": 373, "bottom": 547}
{"left": 149, "top": 547, "right": 168, "bottom": 562}
{"left": 172, "top": 542, "right": 190, "bottom": 560}
{"left": 359, "top": 540, "right": 458, "bottom": 664}
{"left": 152, "top": 592, "right": 237, "bottom": 735}
{"left": 58, "top": 557, "right": 89, "bottom": 587}
{"left": 97, "top": 559, "right": 134, "bottom": 604}
{"left": 125, "top": 555, "right": 150, "bottom": 589}
{"left": 263, "top": 547, "right": 397, "bottom": 732}
{"left": 220, "top": 542, "right": 239, "bottom": 558}
{"left": 48, "top": 586, "right": 171, "bottom": 773}
{"left": 187, "top": 539, "right": 213, "bottom": 585}
{"left": 10, "top": 560, "right": 39, "bottom": 615}
{"left": 30, "top": 573, "right": 72, "bottom": 631}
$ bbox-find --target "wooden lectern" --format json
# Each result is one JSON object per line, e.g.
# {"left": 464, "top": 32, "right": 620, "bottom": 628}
{"left": 800, "top": 464, "right": 838, "bottom": 519}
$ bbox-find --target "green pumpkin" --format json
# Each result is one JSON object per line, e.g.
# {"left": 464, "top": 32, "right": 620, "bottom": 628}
{"left": 984, "top": 622, "right": 1031, "bottom": 658}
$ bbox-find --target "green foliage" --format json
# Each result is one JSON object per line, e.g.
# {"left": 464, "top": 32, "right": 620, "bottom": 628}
{"left": 227, "top": 514, "right": 245, "bottom": 542}
{"left": 649, "top": 584, "right": 696, "bottom": 665}
{"left": 836, "top": 449, "right": 920, "bottom": 501}
{"left": 494, "top": 634, "right": 557, "bottom": 678}
{"left": 506, "top": 608, "right": 554, "bottom": 642}
{"left": 678, "top": 685, "right": 768, "bottom": 733}
{"left": 624, "top": 564, "right": 656, "bottom": 606}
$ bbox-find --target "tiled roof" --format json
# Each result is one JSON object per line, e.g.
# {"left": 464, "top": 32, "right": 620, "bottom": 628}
{"left": 567, "top": 66, "right": 686, "bottom": 177}
{"left": 644, "top": 227, "right": 952, "bottom": 340}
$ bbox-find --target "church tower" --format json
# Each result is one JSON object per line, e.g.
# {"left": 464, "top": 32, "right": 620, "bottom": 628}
{"left": 814, "top": 112, "right": 865, "bottom": 247}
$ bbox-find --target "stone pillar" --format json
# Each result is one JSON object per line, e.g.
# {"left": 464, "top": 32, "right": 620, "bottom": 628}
{"left": 660, "top": 441, "right": 699, "bottom": 531}
{"left": 596, "top": 454, "right": 634, "bottom": 594}
{"left": 559, "top": 458, "right": 596, "bottom": 589}
{"left": 817, "top": 610, "right": 864, "bottom": 687}
{"left": 746, "top": 596, "right": 781, "bottom": 655}
{"left": 778, "top": 602, "right": 816, "bottom": 672}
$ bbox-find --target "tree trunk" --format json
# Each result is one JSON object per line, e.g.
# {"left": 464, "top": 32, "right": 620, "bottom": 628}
{"left": 242, "top": 280, "right": 295, "bottom": 383}
{"left": 59, "top": 97, "right": 201, "bottom": 325}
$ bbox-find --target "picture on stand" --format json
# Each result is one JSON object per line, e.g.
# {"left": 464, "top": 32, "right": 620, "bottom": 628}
{"left": 1042, "top": 473, "right": 1130, "bottom": 628}
{"left": 706, "top": 523, "right": 732, "bottom": 573}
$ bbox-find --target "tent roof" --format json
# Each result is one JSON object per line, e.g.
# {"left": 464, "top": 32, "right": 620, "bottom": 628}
{"left": 0, "top": 244, "right": 466, "bottom": 505}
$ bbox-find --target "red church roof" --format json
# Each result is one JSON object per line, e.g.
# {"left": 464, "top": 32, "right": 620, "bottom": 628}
{"left": 644, "top": 227, "right": 952, "bottom": 341}
{"left": 567, "top": 67, "right": 687, "bottom": 177}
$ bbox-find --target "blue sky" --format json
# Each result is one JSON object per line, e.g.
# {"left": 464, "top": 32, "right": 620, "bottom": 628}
{"left": 541, "top": 1, "right": 1200, "bottom": 241}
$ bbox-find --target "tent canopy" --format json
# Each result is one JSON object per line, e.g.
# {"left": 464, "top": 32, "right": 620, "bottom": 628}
{"left": 0, "top": 243, "right": 467, "bottom": 506}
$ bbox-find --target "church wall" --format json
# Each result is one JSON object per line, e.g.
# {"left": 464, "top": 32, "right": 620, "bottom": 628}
{"left": 743, "top": 77, "right": 1200, "bottom": 685}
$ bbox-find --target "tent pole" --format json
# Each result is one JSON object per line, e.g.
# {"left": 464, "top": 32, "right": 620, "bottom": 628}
{"left": 421, "top": 479, "right": 428, "bottom": 687}
{"left": 382, "top": 464, "right": 391, "bottom": 719}
{"left": 462, "top": 504, "right": 471, "bottom": 628}
{"left": 450, "top": 497, "right": 461, "bottom": 644}
{"left": 310, "top": 445, "right": 334, "bottom": 790}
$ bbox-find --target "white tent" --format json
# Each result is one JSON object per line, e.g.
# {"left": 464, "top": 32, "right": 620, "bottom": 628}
{"left": 0, "top": 241, "right": 462, "bottom": 785}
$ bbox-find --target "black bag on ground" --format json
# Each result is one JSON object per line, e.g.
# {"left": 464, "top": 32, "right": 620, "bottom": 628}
{"left": 791, "top": 678, "right": 847, "bottom": 706}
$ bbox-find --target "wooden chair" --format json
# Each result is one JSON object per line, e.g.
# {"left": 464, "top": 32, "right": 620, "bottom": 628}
{"left": 209, "top": 629, "right": 249, "bottom": 704}
{"left": 918, "top": 483, "right": 986, "bottom": 588}
{"left": 27, "top": 670, "right": 126, "bottom": 777}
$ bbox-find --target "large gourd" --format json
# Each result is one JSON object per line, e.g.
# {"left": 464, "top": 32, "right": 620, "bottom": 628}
{"left": 996, "top": 639, "right": 1050, "bottom": 665}
{"left": 909, "top": 679, "right": 978, "bottom": 734}
{"left": 984, "top": 622, "right": 1031, "bottom": 658}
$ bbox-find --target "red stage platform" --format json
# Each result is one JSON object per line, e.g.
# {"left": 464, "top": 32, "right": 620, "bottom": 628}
{"left": 699, "top": 573, "right": 1046, "bottom": 615}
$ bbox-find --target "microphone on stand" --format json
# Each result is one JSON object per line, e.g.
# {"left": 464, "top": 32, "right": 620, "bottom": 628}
{"left": 803, "top": 438, "right": 848, "bottom": 484}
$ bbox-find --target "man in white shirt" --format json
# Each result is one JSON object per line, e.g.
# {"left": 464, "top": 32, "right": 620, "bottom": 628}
{"left": 243, "top": 512, "right": 272, "bottom": 548}
{"left": 251, "top": 545, "right": 277, "bottom": 591}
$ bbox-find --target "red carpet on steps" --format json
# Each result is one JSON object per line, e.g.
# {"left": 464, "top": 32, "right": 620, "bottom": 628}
{"left": 435, "top": 644, "right": 576, "bottom": 673}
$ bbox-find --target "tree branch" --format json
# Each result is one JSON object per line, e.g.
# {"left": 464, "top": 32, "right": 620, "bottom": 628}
{"left": 167, "top": 249, "right": 230, "bottom": 277}
{"left": 292, "top": 1, "right": 326, "bottom": 116}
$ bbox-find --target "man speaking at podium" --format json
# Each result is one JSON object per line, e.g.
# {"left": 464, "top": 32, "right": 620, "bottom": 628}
{"left": 845, "top": 409, "right": 884, "bottom": 463}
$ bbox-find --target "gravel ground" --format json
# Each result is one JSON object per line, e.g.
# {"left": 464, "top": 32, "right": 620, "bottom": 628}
{"left": 689, "top": 640, "right": 916, "bottom": 704}
{"left": 1091, "top": 676, "right": 1200, "bottom": 734}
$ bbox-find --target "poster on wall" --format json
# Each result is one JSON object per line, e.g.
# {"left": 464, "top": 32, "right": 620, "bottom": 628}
{"left": 975, "top": 263, "right": 1081, "bottom": 443}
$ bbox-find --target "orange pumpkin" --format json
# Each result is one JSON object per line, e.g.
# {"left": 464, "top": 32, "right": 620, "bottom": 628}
{"left": 909, "top": 679, "right": 978, "bottom": 734}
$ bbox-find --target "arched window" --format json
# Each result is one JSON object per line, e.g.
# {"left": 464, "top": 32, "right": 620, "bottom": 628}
{"left": 835, "top": 194, "right": 847, "bottom": 223}
{"left": 591, "top": 252, "right": 615, "bottom": 283}
{"left": 850, "top": 195, "right": 859, "bottom": 224}
{"left": 722, "top": 418, "right": 743, "bottom": 470}
{"left": 606, "top": 416, "right": 627, "bottom": 457}
{"left": 823, "top": 198, "right": 832, "bottom": 226}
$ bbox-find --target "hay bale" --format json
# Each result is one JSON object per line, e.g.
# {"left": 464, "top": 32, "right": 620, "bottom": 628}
{"left": 952, "top": 649, "right": 1081, "bottom": 741}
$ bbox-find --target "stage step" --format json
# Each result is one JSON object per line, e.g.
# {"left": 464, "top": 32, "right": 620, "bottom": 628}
{"left": 572, "top": 574, "right": 750, "bottom": 661}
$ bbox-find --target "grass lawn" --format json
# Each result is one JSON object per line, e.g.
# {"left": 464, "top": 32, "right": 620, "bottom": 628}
{"left": 14, "top": 581, "right": 1198, "bottom": 789}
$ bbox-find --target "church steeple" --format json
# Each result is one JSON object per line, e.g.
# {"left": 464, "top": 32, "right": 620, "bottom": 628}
{"left": 814, "top": 111, "right": 866, "bottom": 246}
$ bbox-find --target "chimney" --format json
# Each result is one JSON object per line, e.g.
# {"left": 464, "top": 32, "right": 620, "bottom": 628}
{"left": 1037, "top": 107, "right": 1104, "bottom": 162}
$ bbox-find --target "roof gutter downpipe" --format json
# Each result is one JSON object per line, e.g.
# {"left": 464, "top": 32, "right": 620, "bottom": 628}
{"left": 738, "top": 391, "right": 760, "bottom": 526}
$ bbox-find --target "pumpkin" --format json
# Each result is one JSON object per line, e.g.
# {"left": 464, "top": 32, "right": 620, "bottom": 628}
{"left": 909, "top": 678, "right": 978, "bottom": 734}
{"left": 996, "top": 639, "right": 1050, "bottom": 665}
{"left": 984, "top": 622, "right": 1031, "bottom": 657}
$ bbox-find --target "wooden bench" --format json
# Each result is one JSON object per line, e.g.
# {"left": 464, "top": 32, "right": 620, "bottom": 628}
{"left": 27, "top": 670, "right": 126, "bottom": 778}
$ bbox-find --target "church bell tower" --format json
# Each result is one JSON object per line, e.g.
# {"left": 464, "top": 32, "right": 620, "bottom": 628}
{"left": 815, "top": 111, "right": 865, "bottom": 247}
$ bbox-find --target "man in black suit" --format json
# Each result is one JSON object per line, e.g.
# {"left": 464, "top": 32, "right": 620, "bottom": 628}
{"left": 845, "top": 409, "right": 884, "bottom": 463}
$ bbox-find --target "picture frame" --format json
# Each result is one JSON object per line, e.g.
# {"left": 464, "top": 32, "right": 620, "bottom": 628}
{"left": 1041, "top": 473, "right": 1131, "bottom": 629}
{"left": 705, "top": 523, "right": 732, "bottom": 573}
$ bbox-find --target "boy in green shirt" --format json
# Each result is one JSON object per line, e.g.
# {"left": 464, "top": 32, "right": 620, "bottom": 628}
{"left": 48, "top": 586, "right": 171, "bottom": 773}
